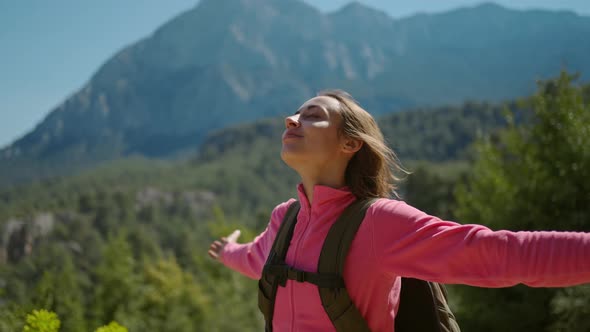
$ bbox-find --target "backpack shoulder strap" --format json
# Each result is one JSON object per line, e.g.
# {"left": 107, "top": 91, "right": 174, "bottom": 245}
{"left": 270, "top": 201, "right": 301, "bottom": 261}
{"left": 258, "top": 200, "right": 300, "bottom": 332}
{"left": 317, "top": 198, "right": 461, "bottom": 332}
{"left": 395, "top": 278, "right": 461, "bottom": 332}
{"left": 318, "top": 198, "right": 377, "bottom": 274}
{"left": 430, "top": 282, "right": 461, "bottom": 332}
{"left": 317, "top": 198, "right": 377, "bottom": 332}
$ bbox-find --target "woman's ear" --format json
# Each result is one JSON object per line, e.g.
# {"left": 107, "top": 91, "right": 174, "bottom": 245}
{"left": 342, "top": 138, "right": 363, "bottom": 154}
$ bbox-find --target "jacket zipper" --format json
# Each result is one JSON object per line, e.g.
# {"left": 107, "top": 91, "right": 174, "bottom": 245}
{"left": 289, "top": 204, "right": 313, "bottom": 332}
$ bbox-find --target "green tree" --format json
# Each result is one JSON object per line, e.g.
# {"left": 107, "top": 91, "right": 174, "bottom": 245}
{"left": 454, "top": 72, "right": 590, "bottom": 331}
{"left": 22, "top": 309, "right": 60, "bottom": 332}
{"left": 0, "top": 305, "right": 27, "bottom": 332}
{"left": 30, "top": 248, "right": 86, "bottom": 332}
{"left": 91, "top": 232, "right": 140, "bottom": 330}
{"left": 136, "top": 256, "right": 210, "bottom": 332}
{"left": 401, "top": 162, "right": 466, "bottom": 219}
{"left": 94, "top": 321, "right": 128, "bottom": 332}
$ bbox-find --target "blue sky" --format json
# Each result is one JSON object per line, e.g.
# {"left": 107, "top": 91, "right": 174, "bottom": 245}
{"left": 1, "top": 0, "right": 589, "bottom": 148}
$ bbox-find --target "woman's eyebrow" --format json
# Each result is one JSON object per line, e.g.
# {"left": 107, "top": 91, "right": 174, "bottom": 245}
{"left": 299, "top": 105, "right": 321, "bottom": 113}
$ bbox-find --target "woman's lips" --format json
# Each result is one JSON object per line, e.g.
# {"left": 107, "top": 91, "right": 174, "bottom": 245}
{"left": 283, "top": 132, "right": 303, "bottom": 140}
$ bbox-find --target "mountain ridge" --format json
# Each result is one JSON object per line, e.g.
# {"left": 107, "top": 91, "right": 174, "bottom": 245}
{"left": 2, "top": 0, "right": 589, "bottom": 188}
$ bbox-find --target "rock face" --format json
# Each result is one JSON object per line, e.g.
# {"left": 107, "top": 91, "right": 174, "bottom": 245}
{"left": 2, "top": 0, "right": 590, "bottom": 187}
{"left": 1, "top": 213, "right": 55, "bottom": 264}
{"left": 0, "top": 188, "right": 215, "bottom": 264}
{"left": 135, "top": 187, "right": 216, "bottom": 216}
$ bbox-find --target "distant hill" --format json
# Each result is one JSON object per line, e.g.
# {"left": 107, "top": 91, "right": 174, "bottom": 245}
{"left": 2, "top": 0, "right": 589, "bottom": 187}
{"left": 0, "top": 99, "right": 509, "bottom": 223}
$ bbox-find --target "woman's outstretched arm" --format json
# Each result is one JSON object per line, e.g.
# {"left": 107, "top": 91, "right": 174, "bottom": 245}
{"left": 369, "top": 199, "right": 590, "bottom": 287}
{"left": 207, "top": 199, "right": 295, "bottom": 279}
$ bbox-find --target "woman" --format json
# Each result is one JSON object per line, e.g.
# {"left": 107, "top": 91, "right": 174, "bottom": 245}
{"left": 208, "top": 90, "right": 590, "bottom": 331}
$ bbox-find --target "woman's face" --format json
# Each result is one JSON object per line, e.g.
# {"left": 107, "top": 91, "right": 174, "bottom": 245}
{"left": 281, "top": 96, "right": 347, "bottom": 169}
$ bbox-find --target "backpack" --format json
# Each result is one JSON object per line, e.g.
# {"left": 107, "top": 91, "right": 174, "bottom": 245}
{"left": 258, "top": 198, "right": 461, "bottom": 332}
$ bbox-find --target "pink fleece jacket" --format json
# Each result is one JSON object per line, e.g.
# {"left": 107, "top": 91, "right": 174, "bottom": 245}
{"left": 220, "top": 184, "right": 590, "bottom": 332}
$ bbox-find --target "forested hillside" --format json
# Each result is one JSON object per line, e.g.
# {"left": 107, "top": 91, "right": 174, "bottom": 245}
{"left": 0, "top": 99, "right": 509, "bottom": 225}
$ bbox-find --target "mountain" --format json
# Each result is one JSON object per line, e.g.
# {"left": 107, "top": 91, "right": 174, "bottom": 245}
{"left": 1, "top": 0, "right": 590, "bottom": 187}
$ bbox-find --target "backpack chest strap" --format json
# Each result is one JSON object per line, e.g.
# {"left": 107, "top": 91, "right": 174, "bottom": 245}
{"left": 263, "top": 263, "right": 345, "bottom": 288}
{"left": 258, "top": 199, "right": 375, "bottom": 332}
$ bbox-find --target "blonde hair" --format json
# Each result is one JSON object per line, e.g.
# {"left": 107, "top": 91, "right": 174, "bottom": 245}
{"left": 318, "top": 90, "right": 406, "bottom": 199}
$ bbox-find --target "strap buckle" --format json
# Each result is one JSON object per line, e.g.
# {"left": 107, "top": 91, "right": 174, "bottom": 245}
{"left": 285, "top": 267, "right": 306, "bottom": 282}
{"left": 264, "top": 264, "right": 289, "bottom": 287}
{"left": 293, "top": 268, "right": 305, "bottom": 282}
{"left": 264, "top": 264, "right": 309, "bottom": 285}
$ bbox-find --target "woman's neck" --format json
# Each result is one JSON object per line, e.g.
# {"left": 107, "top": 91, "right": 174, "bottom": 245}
{"left": 292, "top": 157, "right": 349, "bottom": 204}
{"left": 300, "top": 175, "right": 346, "bottom": 204}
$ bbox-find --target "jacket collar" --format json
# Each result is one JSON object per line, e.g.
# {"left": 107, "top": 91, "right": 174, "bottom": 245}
{"left": 296, "top": 183, "right": 356, "bottom": 215}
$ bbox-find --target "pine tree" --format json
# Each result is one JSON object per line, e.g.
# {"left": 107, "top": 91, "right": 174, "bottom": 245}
{"left": 454, "top": 72, "right": 590, "bottom": 331}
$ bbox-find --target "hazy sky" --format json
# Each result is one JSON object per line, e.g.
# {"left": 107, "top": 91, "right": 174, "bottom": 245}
{"left": 1, "top": 0, "right": 589, "bottom": 148}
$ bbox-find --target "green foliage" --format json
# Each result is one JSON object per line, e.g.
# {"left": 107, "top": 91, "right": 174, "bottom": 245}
{"left": 550, "top": 285, "right": 590, "bottom": 332}
{"left": 456, "top": 72, "right": 590, "bottom": 231}
{"left": 135, "top": 257, "right": 210, "bottom": 332}
{"left": 94, "top": 321, "right": 128, "bottom": 332}
{"left": 20, "top": 310, "right": 130, "bottom": 332}
{"left": 90, "top": 232, "right": 139, "bottom": 329}
{"left": 0, "top": 306, "right": 26, "bottom": 332}
{"left": 380, "top": 101, "right": 509, "bottom": 162}
{"left": 400, "top": 161, "right": 469, "bottom": 219}
{"left": 454, "top": 71, "right": 590, "bottom": 331}
{"left": 28, "top": 248, "right": 86, "bottom": 332}
{"left": 22, "top": 309, "right": 60, "bottom": 332}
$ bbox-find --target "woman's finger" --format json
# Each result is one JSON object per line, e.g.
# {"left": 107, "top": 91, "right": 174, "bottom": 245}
{"left": 226, "top": 230, "right": 241, "bottom": 243}
{"left": 208, "top": 231, "right": 240, "bottom": 261}
{"left": 208, "top": 249, "right": 219, "bottom": 259}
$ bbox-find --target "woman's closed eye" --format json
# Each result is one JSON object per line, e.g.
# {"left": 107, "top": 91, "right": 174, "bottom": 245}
{"left": 301, "top": 112, "right": 321, "bottom": 119}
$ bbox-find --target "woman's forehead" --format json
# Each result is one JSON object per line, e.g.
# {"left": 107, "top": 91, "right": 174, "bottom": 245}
{"left": 298, "top": 96, "right": 341, "bottom": 113}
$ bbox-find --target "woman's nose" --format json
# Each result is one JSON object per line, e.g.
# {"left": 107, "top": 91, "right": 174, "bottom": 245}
{"left": 285, "top": 114, "right": 300, "bottom": 128}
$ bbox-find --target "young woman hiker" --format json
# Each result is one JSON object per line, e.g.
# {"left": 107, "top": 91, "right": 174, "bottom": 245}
{"left": 208, "top": 90, "right": 590, "bottom": 332}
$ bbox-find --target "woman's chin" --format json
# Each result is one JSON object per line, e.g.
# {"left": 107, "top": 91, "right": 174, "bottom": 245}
{"left": 281, "top": 149, "right": 303, "bottom": 167}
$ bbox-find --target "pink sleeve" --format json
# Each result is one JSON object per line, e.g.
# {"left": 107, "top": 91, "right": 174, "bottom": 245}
{"left": 219, "top": 199, "right": 295, "bottom": 280}
{"left": 370, "top": 199, "right": 590, "bottom": 287}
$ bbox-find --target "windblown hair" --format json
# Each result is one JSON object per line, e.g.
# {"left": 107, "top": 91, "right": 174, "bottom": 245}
{"left": 318, "top": 90, "right": 406, "bottom": 199}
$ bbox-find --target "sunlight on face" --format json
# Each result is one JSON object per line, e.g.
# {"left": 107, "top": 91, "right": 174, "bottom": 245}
{"left": 281, "top": 96, "right": 346, "bottom": 170}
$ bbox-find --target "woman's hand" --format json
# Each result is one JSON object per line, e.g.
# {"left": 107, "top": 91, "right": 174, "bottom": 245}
{"left": 208, "top": 230, "right": 241, "bottom": 260}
